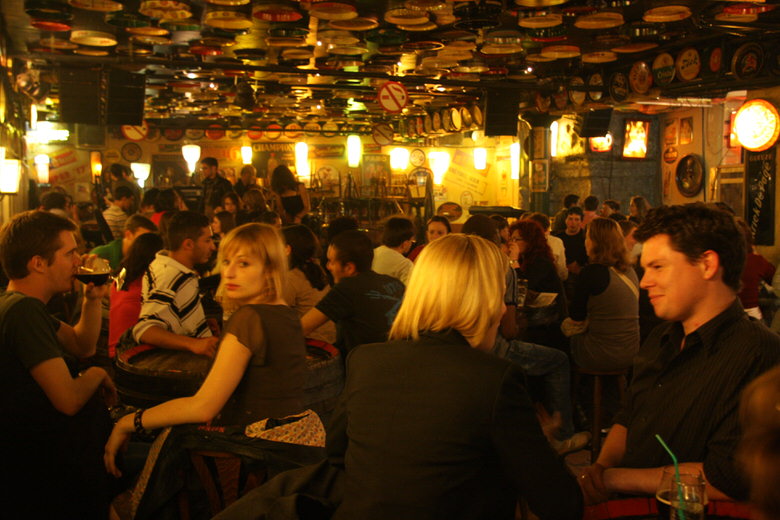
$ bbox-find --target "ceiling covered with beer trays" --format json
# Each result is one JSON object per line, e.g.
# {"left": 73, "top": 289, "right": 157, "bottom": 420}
{"left": 5, "top": 0, "right": 780, "bottom": 136}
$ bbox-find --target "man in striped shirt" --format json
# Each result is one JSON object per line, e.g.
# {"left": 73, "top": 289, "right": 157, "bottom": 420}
{"left": 132, "top": 211, "right": 218, "bottom": 357}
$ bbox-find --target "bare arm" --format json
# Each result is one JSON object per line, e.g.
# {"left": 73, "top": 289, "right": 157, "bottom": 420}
{"left": 58, "top": 282, "right": 109, "bottom": 358}
{"left": 104, "top": 333, "right": 251, "bottom": 477}
{"left": 301, "top": 307, "right": 330, "bottom": 337}
{"left": 30, "top": 359, "right": 112, "bottom": 416}
{"left": 603, "top": 462, "right": 732, "bottom": 500}
{"left": 139, "top": 326, "right": 218, "bottom": 357}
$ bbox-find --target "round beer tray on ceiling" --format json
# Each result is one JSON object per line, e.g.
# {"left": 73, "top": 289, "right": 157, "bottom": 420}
{"left": 574, "top": 12, "right": 624, "bottom": 29}
{"left": 723, "top": 2, "right": 776, "bottom": 15}
{"left": 421, "top": 56, "right": 458, "bottom": 69}
{"left": 438, "top": 48, "right": 473, "bottom": 61}
{"left": 525, "top": 53, "right": 555, "bottom": 62}
{"left": 189, "top": 44, "right": 223, "bottom": 55}
{"left": 73, "top": 46, "right": 110, "bottom": 56}
{"left": 284, "top": 123, "right": 303, "bottom": 139}
{"left": 731, "top": 42, "right": 764, "bottom": 80}
{"left": 311, "top": 2, "right": 358, "bottom": 21}
{"left": 518, "top": 14, "right": 563, "bottom": 28}
{"left": 198, "top": 35, "right": 235, "bottom": 47}
{"left": 652, "top": 52, "right": 676, "bottom": 86}
{"left": 568, "top": 76, "right": 586, "bottom": 106}
{"left": 161, "top": 18, "right": 200, "bottom": 31}
{"left": 130, "top": 34, "right": 172, "bottom": 45}
{"left": 470, "top": 104, "right": 483, "bottom": 126}
{"left": 587, "top": 73, "right": 604, "bottom": 101}
{"left": 480, "top": 43, "right": 524, "bottom": 55}
{"left": 449, "top": 107, "right": 462, "bottom": 131}
{"left": 38, "top": 37, "right": 78, "bottom": 49}
{"left": 31, "top": 19, "right": 72, "bottom": 31}
{"left": 629, "top": 60, "right": 653, "bottom": 94}
{"left": 68, "top": 0, "right": 123, "bottom": 12}
{"left": 185, "top": 129, "right": 205, "bottom": 140}
{"left": 384, "top": 8, "right": 429, "bottom": 25}
{"left": 266, "top": 36, "right": 307, "bottom": 47}
{"left": 116, "top": 44, "right": 152, "bottom": 55}
{"left": 582, "top": 51, "right": 618, "bottom": 63}
{"left": 675, "top": 47, "right": 701, "bottom": 80}
{"left": 25, "top": 0, "right": 72, "bottom": 15}
{"left": 329, "top": 17, "right": 379, "bottom": 31}
{"left": 642, "top": 5, "right": 691, "bottom": 23}
{"left": 282, "top": 47, "right": 313, "bottom": 60}
{"left": 485, "top": 30, "right": 524, "bottom": 45}
{"left": 70, "top": 30, "right": 117, "bottom": 46}
{"left": 233, "top": 47, "right": 266, "bottom": 59}
{"left": 206, "top": 0, "right": 249, "bottom": 5}
{"left": 327, "top": 43, "right": 368, "bottom": 55}
{"left": 251, "top": 3, "right": 302, "bottom": 22}
{"left": 126, "top": 25, "right": 170, "bottom": 36}
{"left": 444, "top": 39, "right": 477, "bottom": 50}
{"left": 612, "top": 42, "right": 658, "bottom": 53}
{"left": 26, "top": 9, "right": 73, "bottom": 23}
{"left": 204, "top": 10, "right": 253, "bottom": 30}
{"left": 106, "top": 11, "right": 152, "bottom": 27}
{"left": 405, "top": 0, "right": 447, "bottom": 10}
{"left": 541, "top": 45, "right": 580, "bottom": 59}
{"left": 139, "top": 0, "right": 192, "bottom": 19}
{"left": 714, "top": 12, "right": 758, "bottom": 23}
{"left": 436, "top": 14, "right": 457, "bottom": 25}
{"left": 401, "top": 40, "right": 445, "bottom": 52}
{"left": 515, "top": 0, "right": 567, "bottom": 7}
{"left": 398, "top": 21, "right": 438, "bottom": 31}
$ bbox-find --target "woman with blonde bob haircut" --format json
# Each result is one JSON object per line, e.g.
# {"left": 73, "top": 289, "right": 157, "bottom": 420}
{"left": 104, "top": 223, "right": 313, "bottom": 514}
{"left": 564, "top": 217, "right": 640, "bottom": 371}
{"left": 327, "top": 233, "right": 583, "bottom": 520}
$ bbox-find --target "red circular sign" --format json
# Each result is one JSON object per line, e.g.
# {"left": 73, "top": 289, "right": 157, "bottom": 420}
{"left": 205, "top": 124, "right": 225, "bottom": 140}
{"left": 247, "top": 127, "right": 263, "bottom": 140}
{"left": 372, "top": 123, "right": 394, "bottom": 146}
{"left": 121, "top": 122, "right": 148, "bottom": 141}
{"left": 377, "top": 81, "right": 408, "bottom": 114}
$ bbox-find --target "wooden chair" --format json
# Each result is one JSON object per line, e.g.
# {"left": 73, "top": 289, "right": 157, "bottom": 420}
{"left": 574, "top": 367, "right": 628, "bottom": 461}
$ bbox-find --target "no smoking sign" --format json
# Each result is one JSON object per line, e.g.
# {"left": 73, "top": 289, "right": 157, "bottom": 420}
{"left": 372, "top": 123, "right": 394, "bottom": 146}
{"left": 377, "top": 81, "right": 408, "bottom": 114}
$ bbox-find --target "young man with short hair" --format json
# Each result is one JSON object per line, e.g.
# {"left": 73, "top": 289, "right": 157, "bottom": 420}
{"left": 0, "top": 210, "right": 116, "bottom": 517}
{"left": 302, "top": 230, "right": 405, "bottom": 355}
{"left": 579, "top": 203, "right": 780, "bottom": 504}
{"left": 600, "top": 199, "right": 621, "bottom": 218}
{"left": 103, "top": 185, "right": 135, "bottom": 240}
{"left": 372, "top": 216, "right": 415, "bottom": 285}
{"left": 554, "top": 206, "right": 588, "bottom": 276}
{"left": 108, "top": 163, "right": 142, "bottom": 214}
{"left": 132, "top": 210, "right": 218, "bottom": 357}
{"left": 91, "top": 214, "right": 157, "bottom": 270}
{"left": 582, "top": 195, "right": 600, "bottom": 228}
{"left": 552, "top": 193, "right": 580, "bottom": 235}
{"left": 199, "top": 156, "right": 233, "bottom": 217}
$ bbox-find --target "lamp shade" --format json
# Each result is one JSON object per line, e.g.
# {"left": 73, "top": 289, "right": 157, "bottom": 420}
{"left": 90, "top": 151, "right": 102, "bottom": 182}
{"left": 0, "top": 159, "right": 22, "bottom": 194}
{"left": 295, "top": 141, "right": 310, "bottom": 180}
{"left": 130, "top": 162, "right": 151, "bottom": 187}
{"left": 510, "top": 142, "right": 520, "bottom": 180}
{"left": 347, "top": 135, "right": 361, "bottom": 168}
{"left": 473, "top": 147, "right": 487, "bottom": 170}
{"left": 428, "top": 151, "right": 450, "bottom": 185}
{"left": 182, "top": 144, "right": 201, "bottom": 174}
{"left": 390, "top": 147, "right": 410, "bottom": 171}
{"left": 241, "top": 145, "right": 253, "bottom": 165}
{"left": 34, "top": 154, "right": 50, "bottom": 184}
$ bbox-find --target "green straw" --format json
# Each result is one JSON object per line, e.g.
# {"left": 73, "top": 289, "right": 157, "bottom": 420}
{"left": 655, "top": 434, "right": 687, "bottom": 520}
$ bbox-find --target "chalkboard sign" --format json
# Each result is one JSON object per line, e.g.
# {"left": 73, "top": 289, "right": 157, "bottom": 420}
{"left": 745, "top": 149, "right": 776, "bottom": 245}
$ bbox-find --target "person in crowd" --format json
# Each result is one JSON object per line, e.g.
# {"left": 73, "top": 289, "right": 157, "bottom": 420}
{"left": 157, "top": 210, "right": 177, "bottom": 249}
{"left": 105, "top": 223, "right": 318, "bottom": 516}
{"left": 579, "top": 203, "right": 780, "bottom": 504}
{"left": 617, "top": 219, "right": 639, "bottom": 263}
{"left": 139, "top": 188, "right": 159, "bottom": 219}
{"left": 735, "top": 218, "right": 776, "bottom": 321}
{"left": 407, "top": 215, "right": 450, "bottom": 262}
{"left": 219, "top": 191, "right": 242, "bottom": 216}
{"left": 108, "top": 232, "right": 164, "bottom": 357}
{"left": 491, "top": 214, "right": 511, "bottom": 247}
{"left": 320, "top": 215, "right": 360, "bottom": 284}
{"left": 132, "top": 211, "right": 219, "bottom": 357}
{"left": 600, "top": 199, "right": 621, "bottom": 218}
{"left": 628, "top": 195, "right": 651, "bottom": 224}
{"left": 552, "top": 193, "right": 580, "bottom": 235}
{"left": 270, "top": 164, "right": 310, "bottom": 224}
{"left": 234, "top": 164, "right": 257, "bottom": 198}
{"left": 565, "top": 217, "right": 639, "bottom": 372}
{"left": 199, "top": 156, "right": 233, "bottom": 218}
{"left": 738, "top": 365, "right": 780, "bottom": 520}
{"left": 40, "top": 189, "right": 70, "bottom": 219}
{"left": 582, "top": 195, "right": 600, "bottom": 228}
{"left": 282, "top": 225, "right": 337, "bottom": 345}
{"left": 372, "top": 216, "right": 415, "bottom": 285}
{"left": 150, "top": 188, "right": 179, "bottom": 226}
{"left": 239, "top": 186, "right": 268, "bottom": 224}
{"left": 524, "top": 212, "right": 567, "bottom": 280}
{"left": 212, "top": 210, "right": 236, "bottom": 244}
{"left": 554, "top": 206, "right": 588, "bottom": 277}
{"left": 0, "top": 211, "right": 116, "bottom": 518}
{"left": 301, "top": 230, "right": 405, "bottom": 355}
{"left": 326, "top": 233, "right": 583, "bottom": 519}
{"left": 102, "top": 185, "right": 134, "bottom": 240}
{"left": 258, "top": 210, "right": 283, "bottom": 229}
{"left": 91, "top": 214, "right": 157, "bottom": 270}
{"left": 108, "top": 163, "right": 141, "bottom": 214}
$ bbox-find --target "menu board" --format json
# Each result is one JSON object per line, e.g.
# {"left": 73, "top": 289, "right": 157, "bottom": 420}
{"left": 745, "top": 149, "right": 776, "bottom": 245}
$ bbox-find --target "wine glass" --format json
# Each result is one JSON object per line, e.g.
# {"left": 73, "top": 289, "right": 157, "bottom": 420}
{"left": 655, "top": 466, "right": 707, "bottom": 520}
{"left": 76, "top": 257, "right": 125, "bottom": 288}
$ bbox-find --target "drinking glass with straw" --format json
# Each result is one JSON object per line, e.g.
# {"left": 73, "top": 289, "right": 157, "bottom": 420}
{"left": 655, "top": 434, "right": 707, "bottom": 520}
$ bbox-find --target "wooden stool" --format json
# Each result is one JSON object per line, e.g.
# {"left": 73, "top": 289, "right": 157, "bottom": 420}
{"left": 574, "top": 368, "right": 628, "bottom": 462}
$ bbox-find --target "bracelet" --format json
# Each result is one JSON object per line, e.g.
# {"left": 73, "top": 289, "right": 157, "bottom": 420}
{"left": 133, "top": 408, "right": 147, "bottom": 434}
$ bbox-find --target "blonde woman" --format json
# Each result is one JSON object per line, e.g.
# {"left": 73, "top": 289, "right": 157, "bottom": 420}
{"left": 566, "top": 217, "right": 640, "bottom": 371}
{"left": 104, "top": 224, "right": 314, "bottom": 515}
{"left": 328, "top": 233, "right": 582, "bottom": 519}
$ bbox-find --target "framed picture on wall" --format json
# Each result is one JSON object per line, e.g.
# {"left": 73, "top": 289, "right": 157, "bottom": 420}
{"left": 531, "top": 159, "right": 549, "bottom": 192}
{"left": 679, "top": 117, "right": 693, "bottom": 145}
{"left": 531, "top": 127, "right": 547, "bottom": 159}
{"left": 664, "top": 119, "right": 679, "bottom": 145}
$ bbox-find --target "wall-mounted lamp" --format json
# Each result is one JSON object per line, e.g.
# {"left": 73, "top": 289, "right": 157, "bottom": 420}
{"left": 473, "top": 147, "right": 487, "bottom": 170}
{"left": 295, "top": 141, "right": 310, "bottom": 181}
{"left": 182, "top": 144, "right": 201, "bottom": 175}
{"left": 0, "top": 159, "right": 22, "bottom": 194}
{"left": 428, "top": 151, "right": 450, "bottom": 185}
{"left": 34, "top": 154, "right": 50, "bottom": 184}
{"left": 90, "top": 151, "right": 102, "bottom": 183}
{"left": 390, "top": 147, "right": 410, "bottom": 171}
{"left": 733, "top": 98, "right": 780, "bottom": 152}
{"left": 241, "top": 145, "right": 253, "bottom": 165}
{"left": 130, "top": 162, "right": 151, "bottom": 188}
{"left": 347, "top": 135, "right": 362, "bottom": 168}
{"left": 550, "top": 120, "right": 559, "bottom": 158}
{"left": 510, "top": 142, "right": 520, "bottom": 180}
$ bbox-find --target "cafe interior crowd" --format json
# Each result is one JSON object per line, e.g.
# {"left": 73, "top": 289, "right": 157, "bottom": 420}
{"left": 2, "top": 0, "right": 780, "bottom": 519}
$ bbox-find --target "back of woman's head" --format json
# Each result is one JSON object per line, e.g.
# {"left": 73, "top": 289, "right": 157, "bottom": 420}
{"left": 390, "top": 233, "right": 507, "bottom": 349}
{"left": 217, "top": 223, "right": 288, "bottom": 311}
{"left": 282, "top": 225, "right": 327, "bottom": 290}
{"left": 509, "top": 220, "right": 553, "bottom": 265}
{"left": 214, "top": 211, "right": 236, "bottom": 236}
{"left": 119, "top": 233, "right": 164, "bottom": 289}
{"left": 242, "top": 188, "right": 267, "bottom": 212}
{"left": 154, "top": 188, "right": 177, "bottom": 212}
{"left": 222, "top": 191, "right": 241, "bottom": 210}
{"left": 270, "top": 165, "right": 297, "bottom": 194}
{"left": 587, "top": 217, "right": 630, "bottom": 271}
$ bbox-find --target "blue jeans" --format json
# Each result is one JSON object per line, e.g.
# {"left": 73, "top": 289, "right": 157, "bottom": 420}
{"left": 493, "top": 336, "right": 575, "bottom": 440}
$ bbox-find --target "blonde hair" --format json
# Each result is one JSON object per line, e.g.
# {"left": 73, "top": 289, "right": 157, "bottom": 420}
{"left": 389, "top": 233, "right": 508, "bottom": 348}
{"left": 586, "top": 217, "right": 631, "bottom": 272}
{"left": 216, "top": 223, "right": 287, "bottom": 314}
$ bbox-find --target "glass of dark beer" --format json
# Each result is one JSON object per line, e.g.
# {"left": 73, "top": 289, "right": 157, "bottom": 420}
{"left": 656, "top": 466, "right": 707, "bottom": 520}
{"left": 76, "top": 257, "right": 111, "bottom": 286}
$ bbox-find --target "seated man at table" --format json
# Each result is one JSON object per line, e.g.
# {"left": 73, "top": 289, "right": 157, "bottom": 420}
{"left": 91, "top": 214, "right": 157, "bottom": 270}
{"left": 371, "top": 216, "right": 414, "bottom": 285}
{"left": 302, "top": 229, "right": 405, "bottom": 355}
{"left": 579, "top": 203, "right": 780, "bottom": 504}
{"left": 131, "top": 210, "right": 219, "bottom": 357}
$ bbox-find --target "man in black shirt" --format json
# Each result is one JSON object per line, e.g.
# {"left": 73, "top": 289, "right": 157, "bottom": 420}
{"left": 199, "top": 156, "right": 233, "bottom": 217}
{"left": 579, "top": 203, "right": 780, "bottom": 503}
{"left": 554, "top": 206, "right": 588, "bottom": 276}
{"left": 302, "top": 230, "right": 405, "bottom": 355}
{"left": 551, "top": 193, "right": 580, "bottom": 235}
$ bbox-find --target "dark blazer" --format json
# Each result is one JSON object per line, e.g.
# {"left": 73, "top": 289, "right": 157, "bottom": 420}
{"left": 327, "top": 329, "right": 583, "bottom": 520}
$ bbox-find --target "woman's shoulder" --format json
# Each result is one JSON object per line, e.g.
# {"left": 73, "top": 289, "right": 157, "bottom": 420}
{"left": 581, "top": 263, "right": 609, "bottom": 275}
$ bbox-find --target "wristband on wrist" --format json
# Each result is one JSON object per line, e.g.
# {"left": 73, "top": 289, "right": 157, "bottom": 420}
{"left": 133, "top": 408, "right": 147, "bottom": 434}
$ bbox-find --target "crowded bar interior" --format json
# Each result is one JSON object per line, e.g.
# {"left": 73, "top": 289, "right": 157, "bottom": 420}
{"left": 2, "top": 0, "right": 780, "bottom": 519}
